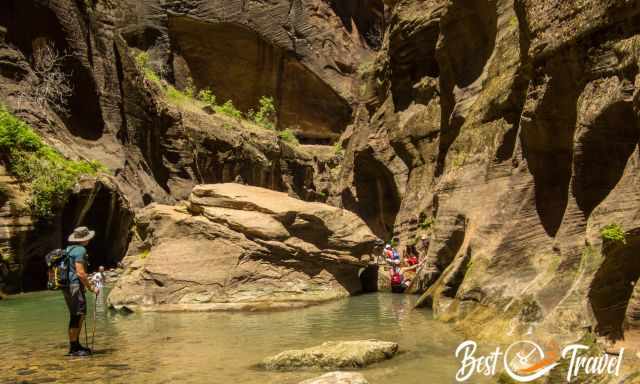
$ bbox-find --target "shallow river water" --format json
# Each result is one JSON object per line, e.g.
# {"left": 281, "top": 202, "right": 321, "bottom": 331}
{"left": 1, "top": 290, "right": 470, "bottom": 383}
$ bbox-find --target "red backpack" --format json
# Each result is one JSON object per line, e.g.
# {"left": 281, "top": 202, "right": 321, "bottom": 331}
{"left": 391, "top": 270, "right": 403, "bottom": 285}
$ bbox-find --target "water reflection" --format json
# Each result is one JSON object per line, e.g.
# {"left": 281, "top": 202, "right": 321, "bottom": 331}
{"left": 1, "top": 291, "right": 467, "bottom": 383}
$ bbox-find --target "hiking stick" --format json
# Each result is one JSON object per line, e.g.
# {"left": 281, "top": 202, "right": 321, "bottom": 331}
{"left": 84, "top": 313, "right": 89, "bottom": 349}
{"left": 91, "top": 290, "right": 98, "bottom": 351}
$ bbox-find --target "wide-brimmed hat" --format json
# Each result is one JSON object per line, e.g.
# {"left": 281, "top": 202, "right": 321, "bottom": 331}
{"left": 68, "top": 226, "right": 95, "bottom": 243}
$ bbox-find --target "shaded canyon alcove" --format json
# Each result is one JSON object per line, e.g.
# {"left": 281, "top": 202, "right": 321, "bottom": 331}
{"left": 573, "top": 100, "right": 640, "bottom": 217}
{"left": 589, "top": 234, "right": 640, "bottom": 341}
{"left": 11, "top": 180, "right": 133, "bottom": 292}
{"left": 353, "top": 150, "right": 400, "bottom": 240}
{"left": 61, "top": 181, "right": 134, "bottom": 273}
{"left": 167, "top": 16, "right": 352, "bottom": 142}
{"left": 359, "top": 265, "right": 379, "bottom": 293}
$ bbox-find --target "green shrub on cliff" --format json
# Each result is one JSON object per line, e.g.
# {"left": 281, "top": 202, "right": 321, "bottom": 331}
{"left": 135, "top": 50, "right": 192, "bottom": 107}
{"left": 215, "top": 100, "right": 242, "bottom": 119}
{"left": 0, "top": 106, "right": 103, "bottom": 218}
{"left": 278, "top": 129, "right": 299, "bottom": 145}
{"left": 197, "top": 88, "right": 217, "bottom": 107}
{"left": 183, "top": 77, "right": 196, "bottom": 98}
{"left": 248, "top": 96, "right": 276, "bottom": 130}
{"left": 135, "top": 51, "right": 149, "bottom": 69}
{"left": 601, "top": 224, "right": 626, "bottom": 244}
{"left": 0, "top": 112, "right": 41, "bottom": 152}
{"left": 165, "top": 85, "right": 193, "bottom": 106}
{"left": 420, "top": 216, "right": 435, "bottom": 230}
{"left": 134, "top": 50, "right": 280, "bottom": 132}
{"left": 135, "top": 51, "right": 162, "bottom": 85}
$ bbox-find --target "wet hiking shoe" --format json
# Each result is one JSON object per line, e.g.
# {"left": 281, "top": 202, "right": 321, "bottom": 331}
{"left": 68, "top": 349, "right": 91, "bottom": 357}
{"left": 76, "top": 344, "right": 92, "bottom": 355}
{"left": 67, "top": 342, "right": 92, "bottom": 356}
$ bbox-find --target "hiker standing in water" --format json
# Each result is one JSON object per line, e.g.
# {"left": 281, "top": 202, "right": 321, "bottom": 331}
{"left": 63, "top": 226, "right": 99, "bottom": 356}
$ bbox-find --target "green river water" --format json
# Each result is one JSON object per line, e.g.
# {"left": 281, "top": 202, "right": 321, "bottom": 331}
{"left": 1, "top": 290, "right": 469, "bottom": 383}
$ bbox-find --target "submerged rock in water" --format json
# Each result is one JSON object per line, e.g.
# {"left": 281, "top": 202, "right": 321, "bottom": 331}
{"left": 108, "top": 184, "right": 379, "bottom": 311}
{"left": 108, "top": 305, "right": 134, "bottom": 315}
{"left": 299, "top": 372, "right": 369, "bottom": 384}
{"left": 262, "top": 340, "right": 398, "bottom": 370}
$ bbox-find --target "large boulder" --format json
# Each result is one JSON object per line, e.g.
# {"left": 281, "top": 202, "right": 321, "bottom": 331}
{"left": 108, "top": 184, "right": 379, "bottom": 311}
{"left": 299, "top": 372, "right": 369, "bottom": 384}
{"left": 189, "top": 184, "right": 378, "bottom": 255}
{"left": 262, "top": 340, "right": 398, "bottom": 370}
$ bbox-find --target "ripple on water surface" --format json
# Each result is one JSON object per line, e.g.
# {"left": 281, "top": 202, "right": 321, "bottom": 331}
{"left": 1, "top": 290, "right": 469, "bottom": 383}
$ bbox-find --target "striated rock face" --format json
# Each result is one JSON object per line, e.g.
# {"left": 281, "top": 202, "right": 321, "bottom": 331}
{"left": 262, "top": 340, "right": 398, "bottom": 370}
{"left": 0, "top": 0, "right": 367, "bottom": 291}
{"left": 0, "top": 0, "right": 373, "bottom": 205}
{"left": 0, "top": 0, "right": 156, "bottom": 290}
{"left": 299, "top": 372, "right": 369, "bottom": 384}
{"left": 108, "top": 184, "right": 379, "bottom": 311}
{"left": 127, "top": 96, "right": 345, "bottom": 204}
{"left": 120, "top": 0, "right": 384, "bottom": 141}
{"left": 336, "top": 0, "right": 640, "bottom": 343}
{"left": 0, "top": 165, "right": 51, "bottom": 293}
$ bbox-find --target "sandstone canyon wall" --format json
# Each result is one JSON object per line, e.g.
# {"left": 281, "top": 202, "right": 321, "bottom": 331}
{"left": 0, "top": 0, "right": 379, "bottom": 292}
{"left": 0, "top": 0, "right": 639, "bottom": 346}
{"left": 339, "top": 0, "right": 640, "bottom": 343}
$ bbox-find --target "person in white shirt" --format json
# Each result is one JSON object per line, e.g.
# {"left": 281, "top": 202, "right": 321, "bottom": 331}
{"left": 90, "top": 266, "right": 106, "bottom": 289}
{"left": 90, "top": 266, "right": 106, "bottom": 312}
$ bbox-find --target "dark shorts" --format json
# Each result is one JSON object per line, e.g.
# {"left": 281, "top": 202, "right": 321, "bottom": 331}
{"left": 62, "top": 284, "right": 86, "bottom": 316}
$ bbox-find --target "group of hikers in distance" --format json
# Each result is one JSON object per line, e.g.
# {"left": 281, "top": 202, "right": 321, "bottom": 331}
{"left": 380, "top": 235, "right": 430, "bottom": 293}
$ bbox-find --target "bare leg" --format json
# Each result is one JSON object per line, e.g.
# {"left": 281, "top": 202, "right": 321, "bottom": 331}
{"left": 68, "top": 315, "right": 85, "bottom": 342}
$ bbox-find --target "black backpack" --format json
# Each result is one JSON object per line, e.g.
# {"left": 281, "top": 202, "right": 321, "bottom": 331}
{"left": 45, "top": 248, "right": 70, "bottom": 290}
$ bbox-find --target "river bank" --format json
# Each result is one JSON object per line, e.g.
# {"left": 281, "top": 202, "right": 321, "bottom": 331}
{"left": 0, "top": 291, "right": 471, "bottom": 384}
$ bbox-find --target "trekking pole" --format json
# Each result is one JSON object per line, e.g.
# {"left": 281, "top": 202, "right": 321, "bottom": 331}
{"left": 91, "top": 290, "right": 98, "bottom": 351}
{"left": 84, "top": 314, "right": 89, "bottom": 349}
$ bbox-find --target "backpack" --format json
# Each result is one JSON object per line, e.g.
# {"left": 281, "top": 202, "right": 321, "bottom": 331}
{"left": 391, "top": 270, "right": 403, "bottom": 285}
{"left": 45, "top": 248, "right": 70, "bottom": 290}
